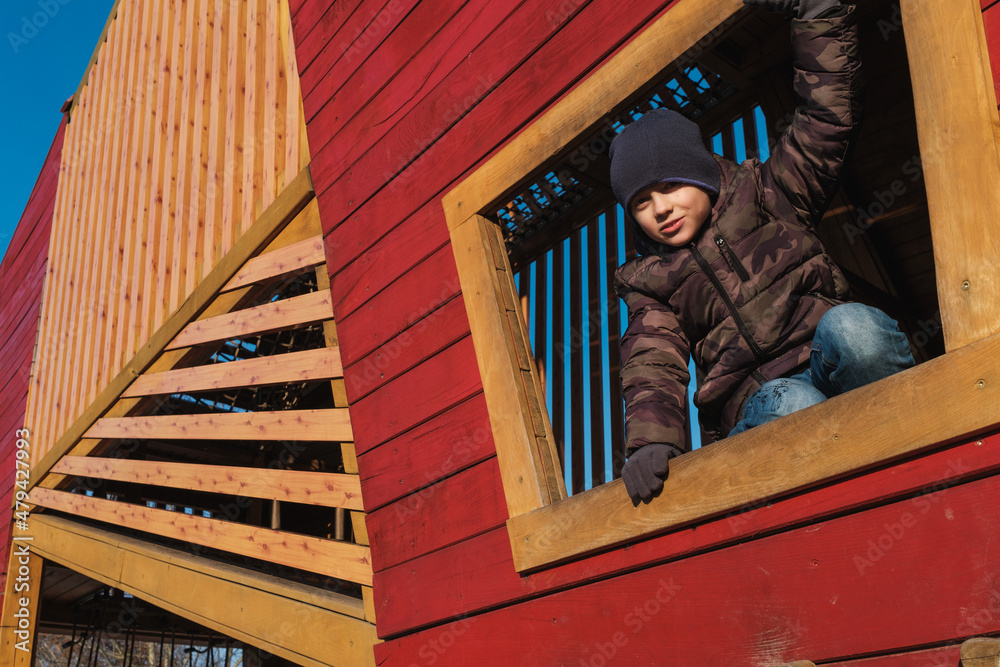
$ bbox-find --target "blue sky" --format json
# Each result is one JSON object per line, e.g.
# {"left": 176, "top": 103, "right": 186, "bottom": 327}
{"left": 0, "top": 0, "right": 114, "bottom": 261}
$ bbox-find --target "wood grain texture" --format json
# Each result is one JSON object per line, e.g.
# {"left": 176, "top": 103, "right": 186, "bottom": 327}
{"left": 30, "top": 487, "right": 373, "bottom": 586}
{"left": 28, "top": 514, "right": 377, "bottom": 667}
{"left": 222, "top": 235, "right": 325, "bottom": 292}
{"left": 26, "top": 0, "right": 311, "bottom": 469}
{"left": 123, "top": 346, "right": 343, "bottom": 397}
{"left": 903, "top": 0, "right": 1000, "bottom": 349}
{"left": 167, "top": 289, "right": 333, "bottom": 350}
{"left": 509, "top": 331, "right": 1000, "bottom": 571}
{"left": 84, "top": 409, "right": 353, "bottom": 442}
{"left": 50, "top": 457, "right": 364, "bottom": 509}
{"left": 30, "top": 167, "right": 314, "bottom": 487}
{"left": 365, "top": 457, "right": 508, "bottom": 573}
{"left": 375, "top": 472, "right": 1000, "bottom": 664}
{"left": 962, "top": 638, "right": 1000, "bottom": 666}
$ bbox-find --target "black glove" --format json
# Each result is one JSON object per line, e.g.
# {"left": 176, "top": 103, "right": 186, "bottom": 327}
{"left": 621, "top": 443, "right": 683, "bottom": 506}
{"left": 742, "top": 0, "right": 842, "bottom": 19}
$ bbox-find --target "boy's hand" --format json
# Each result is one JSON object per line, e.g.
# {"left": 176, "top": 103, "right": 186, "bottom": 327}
{"left": 621, "top": 443, "right": 683, "bottom": 506}
{"left": 743, "top": 0, "right": 842, "bottom": 19}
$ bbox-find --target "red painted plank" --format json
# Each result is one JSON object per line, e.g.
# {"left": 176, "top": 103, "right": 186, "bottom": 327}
{"left": 826, "top": 644, "right": 961, "bottom": 666}
{"left": 366, "top": 457, "right": 507, "bottom": 572}
{"left": 299, "top": 0, "right": 423, "bottom": 114}
{"left": 374, "top": 472, "right": 1000, "bottom": 664}
{"left": 294, "top": 0, "right": 384, "bottom": 91}
{"left": 327, "top": 199, "right": 448, "bottom": 314}
{"left": 334, "top": 243, "right": 462, "bottom": 367}
{"left": 373, "top": 433, "right": 1000, "bottom": 636}
{"left": 357, "top": 393, "right": 495, "bottom": 511}
{"left": 312, "top": 0, "right": 659, "bottom": 266}
{"left": 348, "top": 335, "right": 483, "bottom": 453}
{"left": 344, "top": 295, "right": 470, "bottom": 404}
{"left": 305, "top": 0, "right": 521, "bottom": 193}
{"left": 309, "top": 0, "right": 596, "bottom": 208}
{"left": 983, "top": 2, "right": 1000, "bottom": 106}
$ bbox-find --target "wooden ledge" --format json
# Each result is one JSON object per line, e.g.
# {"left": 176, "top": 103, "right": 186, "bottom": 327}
{"left": 507, "top": 331, "right": 1000, "bottom": 572}
{"left": 962, "top": 637, "right": 1000, "bottom": 666}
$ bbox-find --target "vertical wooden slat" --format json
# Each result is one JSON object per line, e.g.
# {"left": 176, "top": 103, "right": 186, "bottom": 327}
{"left": 533, "top": 252, "right": 548, "bottom": 393}
{"left": 587, "top": 219, "right": 605, "bottom": 487}
{"left": 104, "top": 0, "right": 144, "bottom": 397}
{"left": 518, "top": 260, "right": 531, "bottom": 335}
{"left": 83, "top": 11, "right": 127, "bottom": 416}
{"left": 222, "top": 0, "right": 247, "bottom": 254}
{"left": 720, "top": 122, "right": 736, "bottom": 161}
{"left": 58, "top": 57, "right": 103, "bottom": 441}
{"left": 188, "top": 0, "right": 211, "bottom": 295}
{"left": 134, "top": 0, "right": 170, "bottom": 358}
{"left": 156, "top": 0, "right": 184, "bottom": 325}
{"left": 605, "top": 208, "right": 626, "bottom": 479}
{"left": 623, "top": 213, "right": 637, "bottom": 262}
{"left": 243, "top": 0, "right": 260, "bottom": 233}
{"left": 206, "top": 0, "right": 229, "bottom": 271}
{"left": 282, "top": 0, "right": 300, "bottom": 185}
{"left": 742, "top": 108, "right": 759, "bottom": 161}
{"left": 172, "top": 0, "right": 199, "bottom": 307}
{"left": 57, "top": 54, "right": 107, "bottom": 452}
{"left": 570, "top": 228, "right": 584, "bottom": 494}
{"left": 552, "top": 240, "right": 565, "bottom": 471}
{"left": 263, "top": 0, "right": 278, "bottom": 208}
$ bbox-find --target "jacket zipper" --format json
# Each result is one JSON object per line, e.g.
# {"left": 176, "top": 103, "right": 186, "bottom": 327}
{"left": 715, "top": 235, "right": 750, "bottom": 282}
{"left": 690, "top": 244, "right": 768, "bottom": 384}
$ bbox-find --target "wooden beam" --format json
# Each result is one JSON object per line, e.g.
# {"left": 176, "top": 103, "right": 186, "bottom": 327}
{"left": 961, "top": 638, "right": 1000, "bottom": 667}
{"left": 30, "top": 166, "right": 314, "bottom": 491}
{"left": 222, "top": 235, "right": 325, "bottom": 292}
{"left": 122, "top": 346, "right": 343, "bottom": 397}
{"left": 166, "top": 289, "right": 333, "bottom": 350}
{"left": 50, "top": 457, "right": 364, "bottom": 510}
{"left": 84, "top": 409, "right": 353, "bottom": 442}
{"left": 28, "top": 514, "right": 377, "bottom": 667}
{"left": 0, "top": 548, "right": 42, "bottom": 666}
{"left": 507, "top": 330, "right": 1000, "bottom": 571}
{"left": 30, "top": 488, "right": 373, "bottom": 587}
{"left": 450, "top": 215, "right": 566, "bottom": 516}
{"left": 903, "top": 0, "right": 1000, "bottom": 350}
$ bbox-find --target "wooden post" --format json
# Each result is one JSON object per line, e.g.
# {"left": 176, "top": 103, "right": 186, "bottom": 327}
{"left": 0, "top": 546, "right": 43, "bottom": 666}
{"left": 902, "top": 0, "right": 1000, "bottom": 350}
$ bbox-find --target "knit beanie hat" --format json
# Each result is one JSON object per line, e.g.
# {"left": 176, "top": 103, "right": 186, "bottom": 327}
{"left": 609, "top": 109, "right": 720, "bottom": 215}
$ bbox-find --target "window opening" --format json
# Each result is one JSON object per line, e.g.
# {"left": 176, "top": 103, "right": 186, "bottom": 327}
{"left": 495, "top": 2, "right": 937, "bottom": 496}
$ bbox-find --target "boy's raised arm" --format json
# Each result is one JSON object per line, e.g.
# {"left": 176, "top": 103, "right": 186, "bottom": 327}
{"left": 753, "top": 0, "right": 863, "bottom": 225}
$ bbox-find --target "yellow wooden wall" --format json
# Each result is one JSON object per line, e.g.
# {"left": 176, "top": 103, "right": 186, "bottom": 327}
{"left": 26, "top": 0, "right": 309, "bottom": 467}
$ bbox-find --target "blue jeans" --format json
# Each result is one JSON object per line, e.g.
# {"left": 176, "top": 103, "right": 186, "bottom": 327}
{"left": 729, "top": 303, "right": 915, "bottom": 436}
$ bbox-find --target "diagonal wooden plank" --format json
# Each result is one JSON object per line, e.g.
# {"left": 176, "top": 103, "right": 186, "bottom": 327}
{"left": 30, "top": 487, "right": 373, "bottom": 587}
{"left": 122, "top": 346, "right": 343, "bottom": 397}
{"left": 51, "top": 457, "right": 364, "bottom": 510}
{"left": 222, "top": 235, "right": 325, "bottom": 292}
{"left": 167, "top": 290, "right": 333, "bottom": 350}
{"left": 84, "top": 409, "right": 353, "bottom": 442}
{"left": 27, "top": 514, "right": 378, "bottom": 666}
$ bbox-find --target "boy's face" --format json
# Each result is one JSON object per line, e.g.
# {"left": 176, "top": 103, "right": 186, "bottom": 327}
{"left": 630, "top": 182, "right": 712, "bottom": 247}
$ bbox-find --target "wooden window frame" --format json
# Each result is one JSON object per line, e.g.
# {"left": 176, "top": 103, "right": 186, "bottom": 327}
{"left": 444, "top": 0, "right": 1000, "bottom": 573}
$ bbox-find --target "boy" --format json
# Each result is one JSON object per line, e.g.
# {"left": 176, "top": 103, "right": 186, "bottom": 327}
{"left": 612, "top": 0, "right": 915, "bottom": 505}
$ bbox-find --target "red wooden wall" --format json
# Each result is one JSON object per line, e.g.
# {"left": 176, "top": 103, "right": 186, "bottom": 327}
{"left": 290, "top": 1, "right": 1000, "bottom": 664}
{"left": 0, "top": 118, "right": 65, "bottom": 607}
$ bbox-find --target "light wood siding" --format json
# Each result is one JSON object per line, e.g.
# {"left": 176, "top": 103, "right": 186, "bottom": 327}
{"left": 26, "top": 0, "right": 309, "bottom": 468}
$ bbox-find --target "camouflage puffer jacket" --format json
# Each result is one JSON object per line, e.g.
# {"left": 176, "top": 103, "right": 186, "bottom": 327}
{"left": 614, "top": 7, "right": 862, "bottom": 453}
